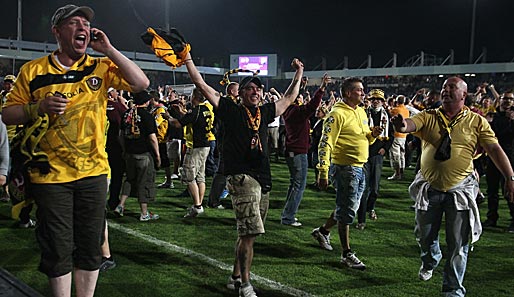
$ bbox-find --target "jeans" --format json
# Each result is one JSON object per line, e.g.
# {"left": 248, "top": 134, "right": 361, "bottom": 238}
{"left": 415, "top": 188, "right": 470, "bottom": 297}
{"left": 281, "top": 153, "right": 308, "bottom": 224}
{"left": 357, "top": 154, "right": 384, "bottom": 223}
{"left": 333, "top": 165, "right": 366, "bottom": 224}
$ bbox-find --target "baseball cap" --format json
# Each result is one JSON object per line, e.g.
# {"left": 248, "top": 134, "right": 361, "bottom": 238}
{"left": 3, "top": 75, "right": 16, "bottom": 83}
{"left": 368, "top": 89, "right": 385, "bottom": 101}
{"left": 238, "top": 76, "right": 263, "bottom": 91}
{"left": 133, "top": 91, "right": 152, "bottom": 105}
{"left": 107, "top": 87, "right": 116, "bottom": 93}
{"left": 51, "top": 4, "right": 94, "bottom": 27}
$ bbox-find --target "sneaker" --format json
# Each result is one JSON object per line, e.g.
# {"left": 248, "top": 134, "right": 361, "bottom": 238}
{"left": 140, "top": 212, "right": 160, "bottom": 221}
{"left": 369, "top": 209, "right": 378, "bottom": 220}
{"left": 184, "top": 205, "right": 204, "bottom": 218}
{"left": 220, "top": 189, "right": 230, "bottom": 199}
{"left": 19, "top": 219, "right": 36, "bottom": 228}
{"left": 226, "top": 275, "right": 241, "bottom": 291}
{"left": 170, "top": 173, "right": 179, "bottom": 180}
{"left": 507, "top": 223, "right": 514, "bottom": 233}
{"left": 239, "top": 283, "right": 257, "bottom": 297}
{"left": 282, "top": 221, "right": 302, "bottom": 227}
{"left": 341, "top": 252, "right": 366, "bottom": 270}
{"left": 418, "top": 265, "right": 433, "bottom": 281}
{"left": 387, "top": 173, "right": 402, "bottom": 180}
{"left": 157, "top": 181, "right": 174, "bottom": 189}
{"left": 482, "top": 219, "right": 497, "bottom": 227}
{"left": 311, "top": 227, "right": 333, "bottom": 251}
{"left": 355, "top": 223, "right": 366, "bottom": 230}
{"left": 99, "top": 257, "right": 117, "bottom": 272}
{"left": 114, "top": 205, "right": 124, "bottom": 217}
{"left": 215, "top": 204, "right": 225, "bottom": 210}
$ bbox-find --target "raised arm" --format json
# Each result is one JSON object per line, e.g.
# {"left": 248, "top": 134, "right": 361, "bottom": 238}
{"left": 274, "top": 58, "right": 304, "bottom": 116}
{"left": 183, "top": 52, "right": 221, "bottom": 108}
{"left": 91, "top": 28, "right": 149, "bottom": 92}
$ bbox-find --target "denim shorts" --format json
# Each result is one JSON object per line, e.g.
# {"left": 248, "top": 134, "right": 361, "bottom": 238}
{"left": 333, "top": 165, "right": 366, "bottom": 224}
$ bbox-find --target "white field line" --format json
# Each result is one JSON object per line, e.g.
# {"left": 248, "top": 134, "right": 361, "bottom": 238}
{"left": 109, "top": 222, "right": 316, "bottom": 297}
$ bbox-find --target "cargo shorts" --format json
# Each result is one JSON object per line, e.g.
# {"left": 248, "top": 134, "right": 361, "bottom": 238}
{"left": 227, "top": 174, "right": 269, "bottom": 236}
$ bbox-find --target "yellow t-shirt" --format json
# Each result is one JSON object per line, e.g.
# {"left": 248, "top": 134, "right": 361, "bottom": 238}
{"left": 411, "top": 107, "right": 498, "bottom": 191}
{"left": 6, "top": 53, "right": 133, "bottom": 184}
{"left": 317, "top": 101, "right": 375, "bottom": 179}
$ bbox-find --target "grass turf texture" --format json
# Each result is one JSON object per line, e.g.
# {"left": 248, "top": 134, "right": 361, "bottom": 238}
{"left": 1, "top": 161, "right": 514, "bottom": 296}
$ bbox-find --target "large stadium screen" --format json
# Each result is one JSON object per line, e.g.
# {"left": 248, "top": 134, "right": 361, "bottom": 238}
{"left": 230, "top": 54, "right": 278, "bottom": 77}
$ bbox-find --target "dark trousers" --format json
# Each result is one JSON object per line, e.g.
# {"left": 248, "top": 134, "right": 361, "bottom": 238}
{"left": 107, "top": 144, "right": 125, "bottom": 210}
{"left": 486, "top": 159, "right": 514, "bottom": 222}
{"left": 208, "top": 151, "right": 225, "bottom": 207}
{"left": 357, "top": 154, "right": 384, "bottom": 224}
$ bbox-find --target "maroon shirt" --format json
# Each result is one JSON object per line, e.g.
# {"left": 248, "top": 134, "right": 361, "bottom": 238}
{"left": 283, "top": 88, "right": 324, "bottom": 154}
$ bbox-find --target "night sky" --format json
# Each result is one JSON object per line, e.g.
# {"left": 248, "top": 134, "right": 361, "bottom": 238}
{"left": 0, "top": 0, "right": 512, "bottom": 70}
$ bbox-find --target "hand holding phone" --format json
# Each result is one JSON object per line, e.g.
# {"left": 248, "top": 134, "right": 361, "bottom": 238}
{"left": 90, "top": 30, "right": 98, "bottom": 41}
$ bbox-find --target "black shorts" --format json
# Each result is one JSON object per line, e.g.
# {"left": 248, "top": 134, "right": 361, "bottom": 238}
{"left": 159, "top": 142, "right": 171, "bottom": 168}
{"left": 32, "top": 175, "right": 107, "bottom": 277}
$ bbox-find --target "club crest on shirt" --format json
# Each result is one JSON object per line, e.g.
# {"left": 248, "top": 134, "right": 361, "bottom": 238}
{"left": 86, "top": 76, "right": 102, "bottom": 91}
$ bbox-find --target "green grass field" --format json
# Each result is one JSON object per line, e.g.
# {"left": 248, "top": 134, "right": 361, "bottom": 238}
{"left": 1, "top": 160, "right": 514, "bottom": 297}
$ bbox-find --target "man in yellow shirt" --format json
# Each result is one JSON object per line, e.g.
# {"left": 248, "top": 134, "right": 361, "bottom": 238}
{"left": 2, "top": 4, "right": 148, "bottom": 297}
{"left": 313, "top": 77, "right": 383, "bottom": 270}
{"left": 392, "top": 77, "right": 514, "bottom": 296}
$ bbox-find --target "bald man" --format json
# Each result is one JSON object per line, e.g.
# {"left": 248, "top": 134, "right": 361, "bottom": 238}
{"left": 392, "top": 76, "right": 514, "bottom": 296}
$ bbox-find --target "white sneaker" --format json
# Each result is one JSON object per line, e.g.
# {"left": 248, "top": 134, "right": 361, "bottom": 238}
{"left": 184, "top": 205, "right": 204, "bottom": 218}
{"left": 19, "top": 219, "right": 36, "bottom": 228}
{"left": 239, "top": 283, "right": 257, "bottom": 297}
{"left": 140, "top": 212, "right": 160, "bottom": 221}
{"left": 226, "top": 275, "right": 241, "bottom": 290}
{"left": 282, "top": 221, "right": 302, "bottom": 227}
{"left": 311, "top": 227, "right": 333, "bottom": 251}
{"left": 418, "top": 265, "right": 433, "bottom": 281}
{"left": 170, "top": 173, "right": 179, "bottom": 180}
{"left": 341, "top": 252, "right": 366, "bottom": 270}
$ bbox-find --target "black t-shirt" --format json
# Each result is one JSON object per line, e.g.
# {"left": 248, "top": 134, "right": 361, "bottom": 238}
{"left": 178, "top": 103, "right": 213, "bottom": 148}
{"left": 216, "top": 96, "right": 275, "bottom": 192}
{"left": 121, "top": 107, "right": 157, "bottom": 154}
{"left": 106, "top": 100, "right": 127, "bottom": 151}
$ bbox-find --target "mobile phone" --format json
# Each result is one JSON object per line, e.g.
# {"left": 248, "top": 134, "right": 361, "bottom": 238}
{"left": 90, "top": 30, "right": 98, "bottom": 41}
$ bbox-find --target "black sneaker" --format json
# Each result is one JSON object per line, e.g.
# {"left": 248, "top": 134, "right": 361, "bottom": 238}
{"left": 99, "top": 257, "right": 116, "bottom": 272}
{"left": 483, "top": 219, "right": 497, "bottom": 227}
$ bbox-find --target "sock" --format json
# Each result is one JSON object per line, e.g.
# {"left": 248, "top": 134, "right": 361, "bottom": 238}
{"left": 241, "top": 281, "right": 251, "bottom": 288}
{"left": 343, "top": 249, "right": 352, "bottom": 258}
{"left": 319, "top": 226, "right": 329, "bottom": 235}
{"left": 194, "top": 205, "right": 202, "bottom": 209}
{"left": 231, "top": 274, "right": 240, "bottom": 280}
